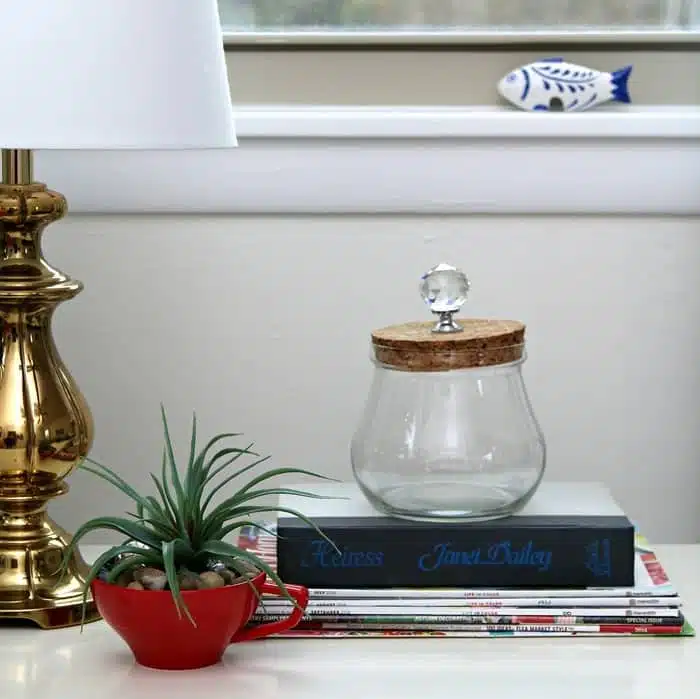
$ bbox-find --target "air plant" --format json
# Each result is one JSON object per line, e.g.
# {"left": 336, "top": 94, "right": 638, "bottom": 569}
{"left": 60, "top": 405, "right": 338, "bottom": 626}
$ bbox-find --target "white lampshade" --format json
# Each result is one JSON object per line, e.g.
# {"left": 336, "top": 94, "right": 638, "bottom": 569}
{"left": 0, "top": 0, "right": 236, "bottom": 149}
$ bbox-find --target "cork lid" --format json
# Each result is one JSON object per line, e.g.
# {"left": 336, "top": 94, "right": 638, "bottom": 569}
{"left": 371, "top": 263, "right": 526, "bottom": 372}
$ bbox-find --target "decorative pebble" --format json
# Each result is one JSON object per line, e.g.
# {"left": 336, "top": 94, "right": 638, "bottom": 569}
{"left": 133, "top": 566, "right": 168, "bottom": 591}
{"left": 230, "top": 559, "right": 258, "bottom": 578}
{"left": 217, "top": 568, "right": 239, "bottom": 585}
{"left": 199, "top": 571, "right": 225, "bottom": 589}
{"left": 178, "top": 569, "right": 202, "bottom": 591}
{"left": 127, "top": 581, "right": 144, "bottom": 590}
{"left": 116, "top": 570, "right": 134, "bottom": 587}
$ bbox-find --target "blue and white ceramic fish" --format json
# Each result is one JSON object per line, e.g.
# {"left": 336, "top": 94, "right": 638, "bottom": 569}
{"left": 497, "top": 58, "right": 633, "bottom": 113}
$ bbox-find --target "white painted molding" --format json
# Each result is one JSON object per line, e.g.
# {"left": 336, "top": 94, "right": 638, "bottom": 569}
{"left": 33, "top": 105, "right": 700, "bottom": 215}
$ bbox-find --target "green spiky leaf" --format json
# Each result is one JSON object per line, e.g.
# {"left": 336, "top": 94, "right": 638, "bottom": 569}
{"left": 216, "top": 519, "right": 283, "bottom": 542}
{"left": 79, "top": 462, "right": 161, "bottom": 521}
{"left": 202, "top": 466, "right": 338, "bottom": 516}
{"left": 68, "top": 516, "right": 166, "bottom": 551}
{"left": 160, "top": 404, "right": 187, "bottom": 515}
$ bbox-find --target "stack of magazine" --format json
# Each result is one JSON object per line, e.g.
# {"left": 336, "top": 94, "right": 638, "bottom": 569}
{"left": 237, "top": 526, "right": 695, "bottom": 639}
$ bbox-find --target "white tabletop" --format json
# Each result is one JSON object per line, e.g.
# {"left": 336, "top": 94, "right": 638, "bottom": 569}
{"left": 1, "top": 544, "right": 698, "bottom": 698}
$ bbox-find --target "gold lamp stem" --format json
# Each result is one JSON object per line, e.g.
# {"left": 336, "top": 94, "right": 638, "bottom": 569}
{"left": 2, "top": 149, "right": 33, "bottom": 185}
{"left": 0, "top": 148, "right": 99, "bottom": 629}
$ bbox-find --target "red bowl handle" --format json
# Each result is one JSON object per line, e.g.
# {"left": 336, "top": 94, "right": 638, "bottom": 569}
{"left": 231, "top": 582, "right": 309, "bottom": 643}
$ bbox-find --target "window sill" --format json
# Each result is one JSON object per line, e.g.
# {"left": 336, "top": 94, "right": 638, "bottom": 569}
{"left": 34, "top": 105, "right": 700, "bottom": 216}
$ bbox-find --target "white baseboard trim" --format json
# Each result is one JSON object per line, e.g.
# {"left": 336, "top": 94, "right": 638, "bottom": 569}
{"left": 32, "top": 105, "right": 700, "bottom": 216}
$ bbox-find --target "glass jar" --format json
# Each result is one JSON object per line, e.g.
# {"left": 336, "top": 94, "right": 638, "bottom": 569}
{"left": 350, "top": 263, "right": 546, "bottom": 522}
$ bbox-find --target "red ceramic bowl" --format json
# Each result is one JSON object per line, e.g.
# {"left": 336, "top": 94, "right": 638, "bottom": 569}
{"left": 92, "top": 571, "right": 308, "bottom": 671}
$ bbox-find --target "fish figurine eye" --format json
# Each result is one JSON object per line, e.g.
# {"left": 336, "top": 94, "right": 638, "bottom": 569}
{"left": 496, "top": 69, "right": 526, "bottom": 106}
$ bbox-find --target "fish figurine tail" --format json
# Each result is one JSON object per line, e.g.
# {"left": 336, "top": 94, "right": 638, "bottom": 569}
{"left": 610, "top": 65, "right": 633, "bottom": 104}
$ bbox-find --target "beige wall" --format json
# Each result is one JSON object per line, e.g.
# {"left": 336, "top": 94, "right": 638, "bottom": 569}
{"left": 45, "top": 213, "right": 700, "bottom": 543}
{"left": 227, "top": 49, "right": 700, "bottom": 105}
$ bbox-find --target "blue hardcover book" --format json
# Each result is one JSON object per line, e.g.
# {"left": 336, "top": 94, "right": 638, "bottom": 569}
{"left": 275, "top": 481, "right": 635, "bottom": 589}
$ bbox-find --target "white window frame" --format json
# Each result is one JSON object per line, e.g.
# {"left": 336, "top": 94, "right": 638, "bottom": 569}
{"left": 35, "top": 105, "right": 700, "bottom": 216}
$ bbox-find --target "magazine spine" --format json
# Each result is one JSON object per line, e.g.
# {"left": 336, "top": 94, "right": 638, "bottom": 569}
{"left": 253, "top": 606, "right": 679, "bottom": 618}
{"left": 288, "top": 622, "right": 684, "bottom": 633}
{"left": 274, "top": 626, "right": 684, "bottom": 638}
{"left": 257, "top": 595, "right": 678, "bottom": 608}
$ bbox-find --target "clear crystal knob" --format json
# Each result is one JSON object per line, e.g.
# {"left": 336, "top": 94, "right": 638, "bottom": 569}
{"left": 419, "top": 263, "right": 470, "bottom": 333}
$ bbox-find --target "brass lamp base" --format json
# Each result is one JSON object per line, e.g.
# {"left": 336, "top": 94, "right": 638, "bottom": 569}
{"left": 0, "top": 149, "right": 99, "bottom": 629}
{"left": 0, "top": 508, "right": 100, "bottom": 629}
